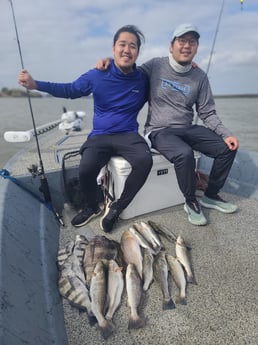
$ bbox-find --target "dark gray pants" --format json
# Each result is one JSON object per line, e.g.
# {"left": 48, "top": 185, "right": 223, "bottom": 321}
{"left": 79, "top": 132, "right": 153, "bottom": 210}
{"left": 150, "top": 125, "right": 237, "bottom": 201}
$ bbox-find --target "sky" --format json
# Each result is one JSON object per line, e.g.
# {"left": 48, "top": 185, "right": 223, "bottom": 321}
{"left": 1, "top": 0, "right": 258, "bottom": 95}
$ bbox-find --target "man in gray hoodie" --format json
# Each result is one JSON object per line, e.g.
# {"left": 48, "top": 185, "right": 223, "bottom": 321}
{"left": 141, "top": 23, "right": 239, "bottom": 226}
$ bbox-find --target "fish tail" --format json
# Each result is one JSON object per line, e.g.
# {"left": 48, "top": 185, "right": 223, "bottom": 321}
{"left": 163, "top": 298, "right": 176, "bottom": 310}
{"left": 175, "top": 296, "right": 187, "bottom": 305}
{"left": 143, "top": 280, "right": 152, "bottom": 292}
{"left": 128, "top": 315, "right": 146, "bottom": 329}
{"left": 105, "top": 311, "right": 113, "bottom": 321}
{"left": 187, "top": 274, "right": 197, "bottom": 285}
{"left": 99, "top": 319, "right": 115, "bottom": 339}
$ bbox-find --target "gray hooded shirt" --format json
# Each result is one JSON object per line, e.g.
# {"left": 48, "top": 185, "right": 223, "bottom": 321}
{"left": 140, "top": 57, "right": 232, "bottom": 139}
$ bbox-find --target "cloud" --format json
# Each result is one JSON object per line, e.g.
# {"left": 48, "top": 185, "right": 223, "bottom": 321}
{"left": 1, "top": 0, "right": 258, "bottom": 95}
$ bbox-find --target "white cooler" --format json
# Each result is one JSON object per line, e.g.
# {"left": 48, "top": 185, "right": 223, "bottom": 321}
{"left": 107, "top": 153, "right": 185, "bottom": 219}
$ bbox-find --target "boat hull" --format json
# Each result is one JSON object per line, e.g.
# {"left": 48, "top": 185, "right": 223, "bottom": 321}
{"left": 0, "top": 176, "right": 68, "bottom": 345}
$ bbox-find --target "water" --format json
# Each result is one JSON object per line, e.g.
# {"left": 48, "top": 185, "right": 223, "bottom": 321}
{"left": 1, "top": 96, "right": 257, "bottom": 167}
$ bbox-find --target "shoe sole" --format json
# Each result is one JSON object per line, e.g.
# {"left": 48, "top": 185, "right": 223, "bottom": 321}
{"left": 72, "top": 210, "right": 102, "bottom": 227}
{"left": 200, "top": 200, "right": 238, "bottom": 214}
{"left": 183, "top": 204, "right": 207, "bottom": 226}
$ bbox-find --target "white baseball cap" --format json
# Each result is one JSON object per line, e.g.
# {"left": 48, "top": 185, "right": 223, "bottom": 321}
{"left": 172, "top": 23, "right": 200, "bottom": 41}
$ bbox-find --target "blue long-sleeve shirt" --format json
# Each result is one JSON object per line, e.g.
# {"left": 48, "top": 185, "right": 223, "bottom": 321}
{"left": 36, "top": 60, "right": 149, "bottom": 137}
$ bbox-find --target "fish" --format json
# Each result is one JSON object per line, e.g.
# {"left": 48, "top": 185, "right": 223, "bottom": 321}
{"left": 90, "top": 260, "right": 114, "bottom": 339}
{"left": 133, "top": 221, "right": 162, "bottom": 254}
{"left": 153, "top": 251, "right": 176, "bottom": 310}
{"left": 120, "top": 230, "right": 143, "bottom": 279}
{"left": 73, "top": 234, "right": 88, "bottom": 266}
{"left": 166, "top": 254, "right": 187, "bottom": 305}
{"left": 126, "top": 263, "right": 145, "bottom": 329}
{"left": 147, "top": 220, "right": 178, "bottom": 243}
{"left": 57, "top": 240, "right": 75, "bottom": 269}
{"left": 105, "top": 259, "right": 124, "bottom": 321}
{"left": 142, "top": 247, "right": 154, "bottom": 292}
{"left": 175, "top": 235, "right": 196, "bottom": 284}
{"left": 58, "top": 252, "right": 95, "bottom": 324}
{"left": 128, "top": 226, "right": 156, "bottom": 254}
{"left": 83, "top": 235, "right": 119, "bottom": 286}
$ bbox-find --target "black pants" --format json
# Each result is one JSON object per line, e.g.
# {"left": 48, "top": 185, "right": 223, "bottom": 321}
{"left": 150, "top": 125, "right": 237, "bottom": 201}
{"left": 79, "top": 132, "right": 153, "bottom": 210}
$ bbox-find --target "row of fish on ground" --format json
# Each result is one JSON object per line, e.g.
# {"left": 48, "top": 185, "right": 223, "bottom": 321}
{"left": 57, "top": 220, "right": 196, "bottom": 339}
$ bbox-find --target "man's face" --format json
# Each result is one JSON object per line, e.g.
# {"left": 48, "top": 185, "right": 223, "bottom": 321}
{"left": 170, "top": 33, "right": 198, "bottom": 65}
{"left": 112, "top": 32, "right": 139, "bottom": 73}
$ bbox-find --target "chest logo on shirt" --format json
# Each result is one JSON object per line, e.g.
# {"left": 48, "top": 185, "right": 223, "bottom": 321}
{"left": 160, "top": 78, "right": 190, "bottom": 95}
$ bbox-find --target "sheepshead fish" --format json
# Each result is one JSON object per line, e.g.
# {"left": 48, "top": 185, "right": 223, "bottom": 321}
{"left": 142, "top": 247, "right": 154, "bottom": 292}
{"left": 126, "top": 263, "right": 145, "bottom": 329}
{"left": 166, "top": 254, "right": 187, "bottom": 305}
{"left": 57, "top": 240, "right": 75, "bottom": 269}
{"left": 120, "top": 230, "right": 143, "bottom": 279}
{"left": 133, "top": 221, "right": 162, "bottom": 254}
{"left": 105, "top": 259, "right": 124, "bottom": 321}
{"left": 175, "top": 235, "right": 196, "bottom": 284}
{"left": 73, "top": 234, "right": 88, "bottom": 266}
{"left": 83, "top": 235, "right": 119, "bottom": 286}
{"left": 58, "top": 252, "right": 95, "bottom": 323}
{"left": 57, "top": 235, "right": 88, "bottom": 270}
{"left": 153, "top": 251, "right": 176, "bottom": 310}
{"left": 90, "top": 260, "right": 114, "bottom": 339}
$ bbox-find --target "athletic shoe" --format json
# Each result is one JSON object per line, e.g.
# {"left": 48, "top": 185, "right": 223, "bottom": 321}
{"left": 71, "top": 206, "right": 102, "bottom": 227}
{"left": 100, "top": 201, "right": 120, "bottom": 233}
{"left": 200, "top": 194, "right": 238, "bottom": 214}
{"left": 184, "top": 199, "right": 207, "bottom": 226}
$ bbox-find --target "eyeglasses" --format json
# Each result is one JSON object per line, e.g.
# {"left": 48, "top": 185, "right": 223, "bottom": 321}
{"left": 176, "top": 37, "right": 198, "bottom": 46}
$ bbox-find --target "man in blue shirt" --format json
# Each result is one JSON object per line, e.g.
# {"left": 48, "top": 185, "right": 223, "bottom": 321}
{"left": 18, "top": 25, "right": 153, "bottom": 232}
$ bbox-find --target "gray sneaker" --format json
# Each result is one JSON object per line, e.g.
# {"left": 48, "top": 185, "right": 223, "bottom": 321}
{"left": 184, "top": 199, "right": 207, "bottom": 226}
{"left": 200, "top": 195, "right": 238, "bottom": 214}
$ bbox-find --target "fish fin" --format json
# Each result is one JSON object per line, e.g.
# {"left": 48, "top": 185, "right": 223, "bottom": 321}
{"left": 105, "top": 314, "right": 113, "bottom": 322}
{"left": 67, "top": 300, "right": 88, "bottom": 311}
{"left": 114, "top": 266, "right": 123, "bottom": 272}
{"left": 99, "top": 320, "right": 115, "bottom": 339}
{"left": 128, "top": 316, "right": 146, "bottom": 329}
{"left": 163, "top": 298, "right": 176, "bottom": 310}
{"left": 87, "top": 313, "right": 98, "bottom": 326}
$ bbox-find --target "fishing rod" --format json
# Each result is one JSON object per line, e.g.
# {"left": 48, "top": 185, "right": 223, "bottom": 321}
{"left": 194, "top": 0, "right": 225, "bottom": 129}
{"left": 194, "top": 0, "right": 225, "bottom": 181}
{"left": 8, "top": 0, "right": 63, "bottom": 225}
{"left": 206, "top": 0, "right": 225, "bottom": 76}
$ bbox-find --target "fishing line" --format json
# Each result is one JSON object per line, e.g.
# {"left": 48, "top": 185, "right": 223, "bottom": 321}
{"left": 8, "top": 0, "right": 63, "bottom": 225}
{"left": 205, "top": 0, "right": 225, "bottom": 76}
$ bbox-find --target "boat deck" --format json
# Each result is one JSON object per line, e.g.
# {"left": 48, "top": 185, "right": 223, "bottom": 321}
{"left": 2, "top": 127, "right": 258, "bottom": 345}
{"left": 60, "top": 193, "right": 258, "bottom": 345}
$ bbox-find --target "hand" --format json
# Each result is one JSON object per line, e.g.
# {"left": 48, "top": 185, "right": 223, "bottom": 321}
{"left": 224, "top": 136, "right": 239, "bottom": 151}
{"left": 18, "top": 69, "right": 38, "bottom": 90}
{"left": 95, "top": 58, "right": 111, "bottom": 70}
